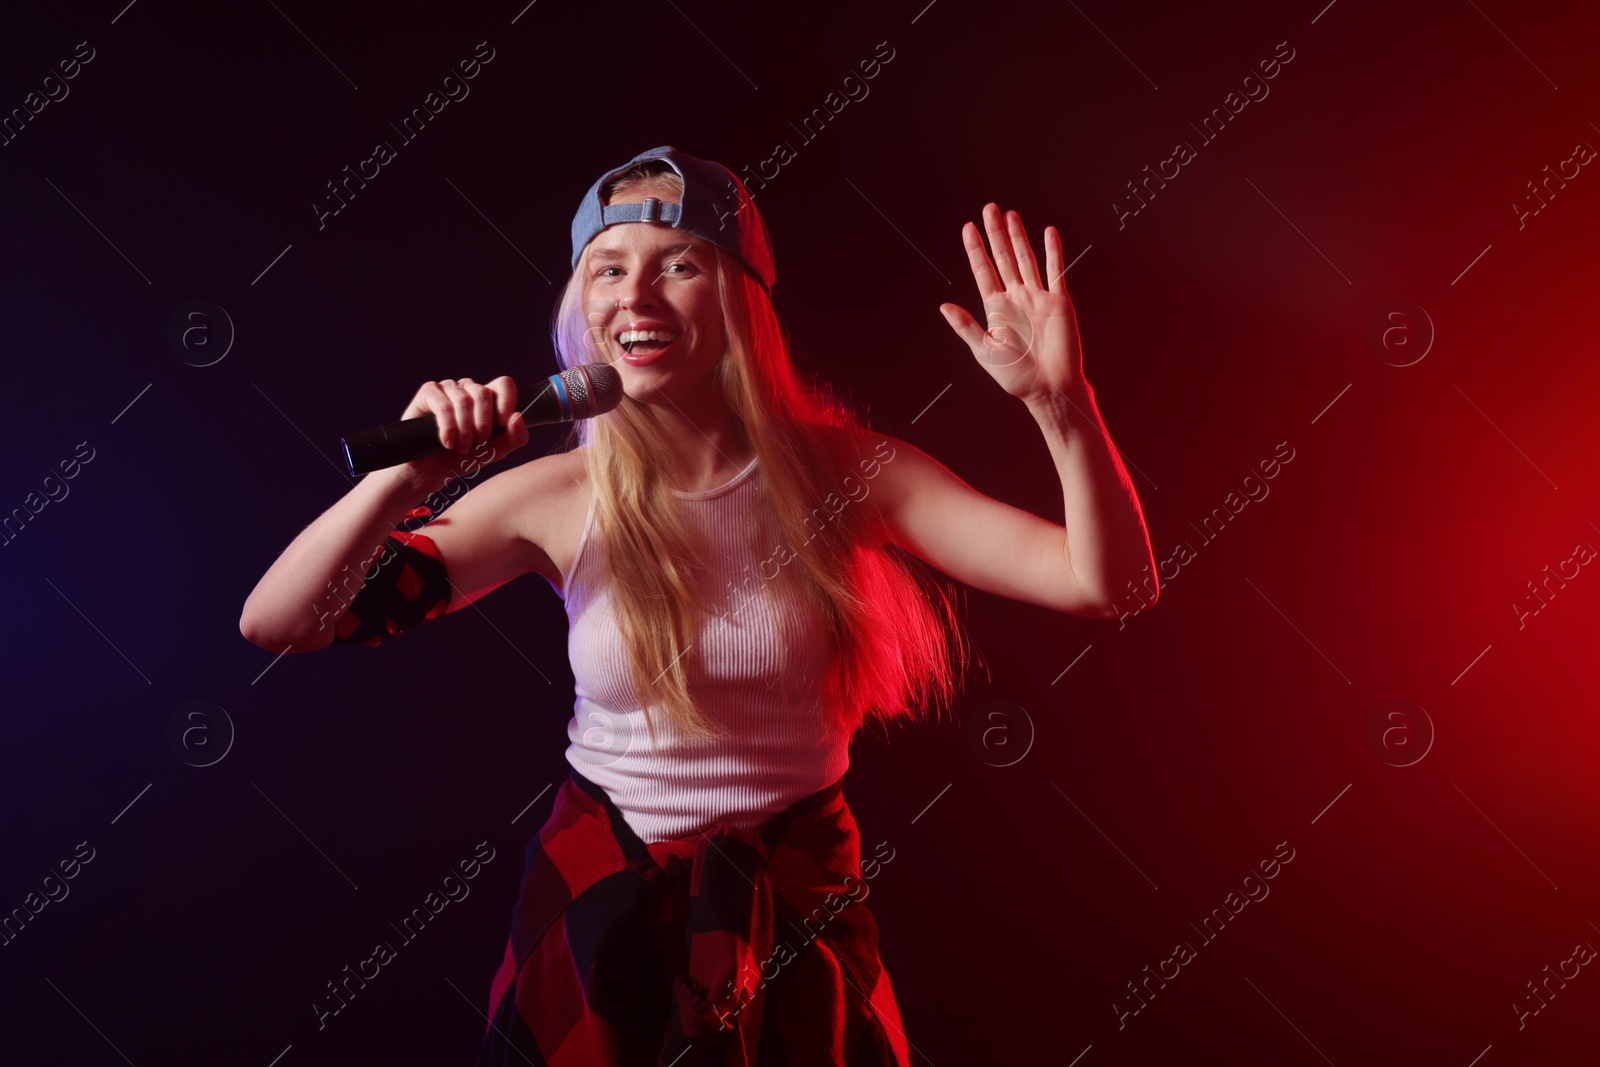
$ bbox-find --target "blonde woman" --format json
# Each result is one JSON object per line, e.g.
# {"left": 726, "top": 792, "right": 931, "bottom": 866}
{"left": 240, "top": 146, "right": 1155, "bottom": 1065}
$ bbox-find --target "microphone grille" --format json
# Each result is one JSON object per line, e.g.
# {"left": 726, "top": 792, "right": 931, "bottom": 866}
{"left": 568, "top": 362, "right": 624, "bottom": 419}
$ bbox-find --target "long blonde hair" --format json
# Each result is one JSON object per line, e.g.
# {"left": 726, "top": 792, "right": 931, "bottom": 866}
{"left": 551, "top": 161, "right": 970, "bottom": 750}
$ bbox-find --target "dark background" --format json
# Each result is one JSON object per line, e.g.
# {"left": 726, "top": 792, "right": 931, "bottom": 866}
{"left": 4, "top": 0, "right": 1599, "bottom": 1063}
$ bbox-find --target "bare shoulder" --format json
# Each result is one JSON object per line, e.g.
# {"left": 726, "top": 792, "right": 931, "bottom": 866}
{"left": 493, "top": 446, "right": 591, "bottom": 590}
{"left": 805, "top": 423, "right": 910, "bottom": 549}
{"left": 812, "top": 422, "right": 928, "bottom": 486}
{"left": 810, "top": 422, "right": 1000, "bottom": 556}
{"left": 480, "top": 442, "right": 588, "bottom": 502}
{"left": 425, "top": 446, "right": 591, "bottom": 602}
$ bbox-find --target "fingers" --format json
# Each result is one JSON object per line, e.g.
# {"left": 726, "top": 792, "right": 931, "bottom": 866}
{"left": 981, "top": 204, "right": 1014, "bottom": 282}
{"left": 982, "top": 203, "right": 1022, "bottom": 288}
{"left": 967, "top": 204, "right": 1052, "bottom": 293}
{"left": 409, "top": 377, "right": 514, "bottom": 455}
{"left": 488, "top": 375, "right": 520, "bottom": 431}
{"left": 489, "top": 375, "right": 529, "bottom": 452}
{"left": 939, "top": 302, "right": 988, "bottom": 350}
{"left": 962, "top": 221, "right": 1002, "bottom": 303}
{"left": 1007, "top": 211, "right": 1043, "bottom": 289}
{"left": 444, "top": 379, "right": 489, "bottom": 450}
{"left": 1043, "top": 225, "right": 1063, "bottom": 293}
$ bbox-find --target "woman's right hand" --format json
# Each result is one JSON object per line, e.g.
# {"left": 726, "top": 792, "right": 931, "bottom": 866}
{"left": 242, "top": 373, "right": 531, "bottom": 652}
{"left": 395, "top": 375, "right": 530, "bottom": 489}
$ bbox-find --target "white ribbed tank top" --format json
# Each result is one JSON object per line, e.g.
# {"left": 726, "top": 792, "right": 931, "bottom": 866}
{"left": 558, "top": 454, "right": 848, "bottom": 844}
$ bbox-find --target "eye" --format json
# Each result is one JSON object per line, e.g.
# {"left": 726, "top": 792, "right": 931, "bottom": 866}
{"left": 596, "top": 266, "right": 622, "bottom": 278}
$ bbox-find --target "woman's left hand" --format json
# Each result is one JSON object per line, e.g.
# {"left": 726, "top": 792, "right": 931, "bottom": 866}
{"left": 939, "top": 203, "right": 1084, "bottom": 404}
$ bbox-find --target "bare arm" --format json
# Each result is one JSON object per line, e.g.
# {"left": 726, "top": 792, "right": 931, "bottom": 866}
{"left": 868, "top": 201, "right": 1155, "bottom": 616}
{"left": 239, "top": 465, "right": 442, "bottom": 652}
{"left": 1026, "top": 380, "right": 1154, "bottom": 613}
{"left": 843, "top": 419, "right": 1149, "bottom": 618}
{"left": 239, "top": 376, "right": 530, "bottom": 652}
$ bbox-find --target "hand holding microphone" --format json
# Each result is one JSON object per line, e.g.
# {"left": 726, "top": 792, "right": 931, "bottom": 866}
{"left": 341, "top": 363, "right": 623, "bottom": 478}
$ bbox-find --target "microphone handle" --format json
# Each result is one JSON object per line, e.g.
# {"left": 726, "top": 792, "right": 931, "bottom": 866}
{"left": 340, "top": 377, "right": 576, "bottom": 478}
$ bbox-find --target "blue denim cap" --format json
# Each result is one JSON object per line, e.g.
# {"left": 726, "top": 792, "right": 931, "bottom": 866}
{"left": 570, "top": 145, "right": 776, "bottom": 290}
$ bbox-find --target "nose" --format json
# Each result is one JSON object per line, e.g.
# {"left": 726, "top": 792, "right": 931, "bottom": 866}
{"left": 614, "top": 266, "right": 659, "bottom": 313}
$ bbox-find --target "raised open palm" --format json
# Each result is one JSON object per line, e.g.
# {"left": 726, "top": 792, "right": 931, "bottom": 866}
{"left": 939, "top": 203, "right": 1085, "bottom": 404}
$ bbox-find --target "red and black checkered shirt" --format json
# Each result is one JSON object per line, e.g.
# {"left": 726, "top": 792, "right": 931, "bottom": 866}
{"left": 475, "top": 766, "right": 912, "bottom": 1066}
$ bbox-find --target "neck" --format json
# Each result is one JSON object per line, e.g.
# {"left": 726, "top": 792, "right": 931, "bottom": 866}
{"left": 644, "top": 391, "right": 752, "bottom": 492}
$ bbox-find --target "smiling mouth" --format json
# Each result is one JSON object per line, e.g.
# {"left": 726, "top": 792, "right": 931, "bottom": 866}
{"left": 618, "top": 328, "right": 680, "bottom": 356}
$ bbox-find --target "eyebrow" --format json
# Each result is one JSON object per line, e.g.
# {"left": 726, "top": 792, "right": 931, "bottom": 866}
{"left": 588, "top": 241, "right": 702, "bottom": 263}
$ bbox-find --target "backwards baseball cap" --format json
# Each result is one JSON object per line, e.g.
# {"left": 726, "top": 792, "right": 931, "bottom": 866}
{"left": 569, "top": 145, "right": 776, "bottom": 291}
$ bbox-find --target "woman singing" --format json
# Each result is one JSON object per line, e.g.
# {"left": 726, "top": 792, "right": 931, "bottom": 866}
{"left": 240, "top": 145, "right": 1155, "bottom": 1065}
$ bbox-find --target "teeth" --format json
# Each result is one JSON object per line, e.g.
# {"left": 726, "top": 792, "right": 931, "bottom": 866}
{"left": 618, "top": 329, "right": 679, "bottom": 347}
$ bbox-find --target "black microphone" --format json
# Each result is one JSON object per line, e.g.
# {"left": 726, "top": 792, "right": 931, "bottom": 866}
{"left": 340, "top": 362, "right": 624, "bottom": 477}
